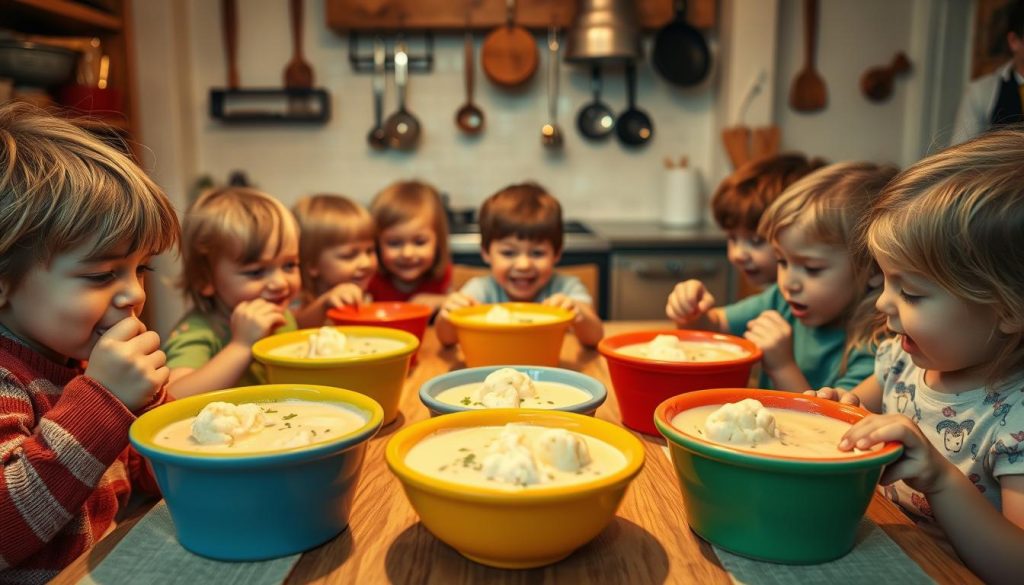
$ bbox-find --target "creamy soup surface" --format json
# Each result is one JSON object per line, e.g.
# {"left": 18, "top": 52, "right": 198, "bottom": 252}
{"left": 269, "top": 335, "right": 404, "bottom": 359}
{"left": 465, "top": 305, "right": 560, "bottom": 325}
{"left": 154, "top": 400, "right": 366, "bottom": 454}
{"left": 405, "top": 424, "right": 626, "bottom": 490}
{"left": 435, "top": 381, "right": 591, "bottom": 409}
{"left": 671, "top": 405, "right": 871, "bottom": 458}
{"left": 617, "top": 337, "right": 748, "bottom": 362}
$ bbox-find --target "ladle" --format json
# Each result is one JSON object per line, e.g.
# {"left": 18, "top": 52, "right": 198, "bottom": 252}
{"left": 367, "top": 37, "right": 388, "bottom": 149}
{"left": 541, "top": 26, "right": 563, "bottom": 149}
{"left": 455, "top": 30, "right": 485, "bottom": 134}
{"left": 383, "top": 41, "right": 421, "bottom": 150}
{"left": 616, "top": 62, "right": 653, "bottom": 147}
{"left": 576, "top": 65, "right": 615, "bottom": 141}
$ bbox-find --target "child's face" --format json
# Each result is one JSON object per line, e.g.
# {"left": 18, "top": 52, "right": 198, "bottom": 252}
{"left": 482, "top": 236, "right": 560, "bottom": 302}
{"left": 310, "top": 239, "right": 377, "bottom": 293}
{"left": 875, "top": 254, "right": 1003, "bottom": 387}
{"left": 203, "top": 226, "right": 301, "bottom": 313}
{"left": 773, "top": 225, "right": 857, "bottom": 328}
{"left": 726, "top": 228, "right": 777, "bottom": 287}
{"left": 0, "top": 238, "right": 151, "bottom": 362}
{"left": 378, "top": 215, "right": 438, "bottom": 284}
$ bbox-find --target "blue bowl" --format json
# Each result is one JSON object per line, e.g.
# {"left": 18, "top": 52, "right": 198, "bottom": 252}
{"left": 419, "top": 365, "right": 607, "bottom": 416}
{"left": 129, "top": 384, "right": 383, "bottom": 561}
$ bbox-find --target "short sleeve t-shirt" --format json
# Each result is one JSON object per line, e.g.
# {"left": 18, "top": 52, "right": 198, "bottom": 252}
{"left": 459, "top": 273, "right": 593, "bottom": 305}
{"left": 874, "top": 338, "right": 1024, "bottom": 536}
{"left": 163, "top": 308, "right": 298, "bottom": 387}
{"left": 723, "top": 285, "right": 875, "bottom": 390}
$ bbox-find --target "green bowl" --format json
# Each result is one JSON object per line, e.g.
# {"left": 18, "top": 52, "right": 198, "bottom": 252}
{"left": 655, "top": 388, "right": 903, "bottom": 564}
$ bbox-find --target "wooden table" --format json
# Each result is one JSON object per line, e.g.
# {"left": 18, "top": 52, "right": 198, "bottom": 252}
{"left": 53, "top": 322, "right": 981, "bottom": 584}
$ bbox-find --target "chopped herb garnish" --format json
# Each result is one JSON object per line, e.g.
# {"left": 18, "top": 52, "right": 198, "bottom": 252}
{"left": 472, "top": 402, "right": 484, "bottom": 406}
{"left": 284, "top": 422, "right": 292, "bottom": 428}
{"left": 460, "top": 397, "right": 472, "bottom": 406}
{"left": 439, "top": 464, "right": 449, "bottom": 471}
{"left": 311, "top": 430, "right": 317, "bottom": 437}
{"left": 461, "top": 453, "right": 477, "bottom": 467}
{"left": 546, "top": 401, "right": 554, "bottom": 405}
{"left": 325, "top": 429, "right": 331, "bottom": 433}
{"left": 282, "top": 413, "right": 298, "bottom": 420}
{"left": 458, "top": 447, "right": 470, "bottom": 452}
{"left": 264, "top": 409, "right": 278, "bottom": 414}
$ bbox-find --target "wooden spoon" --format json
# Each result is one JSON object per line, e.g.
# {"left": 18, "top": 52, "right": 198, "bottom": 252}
{"left": 221, "top": 0, "right": 239, "bottom": 90}
{"left": 789, "top": 0, "right": 826, "bottom": 112}
{"left": 860, "top": 52, "right": 911, "bottom": 102}
{"left": 284, "top": 0, "right": 313, "bottom": 90}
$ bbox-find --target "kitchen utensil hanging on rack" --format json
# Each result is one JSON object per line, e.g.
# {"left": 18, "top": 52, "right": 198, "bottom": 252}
{"left": 383, "top": 41, "right": 421, "bottom": 150}
{"left": 576, "top": 65, "right": 615, "bottom": 141}
{"left": 455, "top": 3, "right": 484, "bottom": 135}
{"left": 222, "top": 0, "right": 239, "bottom": 90}
{"left": 651, "top": 0, "right": 710, "bottom": 87}
{"left": 541, "top": 25, "right": 563, "bottom": 149}
{"left": 616, "top": 62, "right": 653, "bottom": 147}
{"left": 367, "top": 37, "right": 388, "bottom": 149}
{"left": 284, "top": 0, "right": 314, "bottom": 111}
{"left": 789, "top": 0, "right": 827, "bottom": 112}
{"left": 860, "top": 52, "right": 911, "bottom": 102}
{"left": 481, "top": 0, "right": 538, "bottom": 89}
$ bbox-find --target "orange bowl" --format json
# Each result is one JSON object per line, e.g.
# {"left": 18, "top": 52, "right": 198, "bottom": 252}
{"left": 446, "top": 303, "right": 574, "bottom": 367}
{"left": 328, "top": 302, "right": 431, "bottom": 364}
{"left": 597, "top": 330, "right": 762, "bottom": 435}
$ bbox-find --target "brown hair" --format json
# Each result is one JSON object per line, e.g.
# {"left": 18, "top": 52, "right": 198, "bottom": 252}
{"left": 0, "top": 102, "right": 179, "bottom": 293}
{"left": 865, "top": 127, "right": 1024, "bottom": 387}
{"left": 760, "top": 162, "right": 899, "bottom": 371}
{"left": 179, "top": 186, "right": 297, "bottom": 313}
{"left": 712, "top": 153, "right": 826, "bottom": 232}
{"left": 293, "top": 194, "right": 374, "bottom": 297}
{"left": 479, "top": 183, "right": 563, "bottom": 253}
{"left": 370, "top": 180, "right": 450, "bottom": 282}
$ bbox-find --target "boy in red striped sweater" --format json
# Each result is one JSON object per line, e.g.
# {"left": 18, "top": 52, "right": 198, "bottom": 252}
{"left": 0, "top": 103, "right": 180, "bottom": 583}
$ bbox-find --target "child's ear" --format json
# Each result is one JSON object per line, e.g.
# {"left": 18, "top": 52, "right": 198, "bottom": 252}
{"left": 200, "top": 282, "right": 215, "bottom": 297}
{"left": 868, "top": 272, "right": 883, "bottom": 289}
{"left": 480, "top": 247, "right": 492, "bottom": 265}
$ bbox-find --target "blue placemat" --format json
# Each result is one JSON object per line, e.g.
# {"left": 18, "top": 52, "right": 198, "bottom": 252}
{"left": 79, "top": 501, "right": 300, "bottom": 585}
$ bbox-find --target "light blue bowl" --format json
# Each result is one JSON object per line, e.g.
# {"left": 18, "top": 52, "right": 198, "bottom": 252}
{"left": 129, "top": 384, "right": 383, "bottom": 561}
{"left": 419, "top": 365, "right": 607, "bottom": 416}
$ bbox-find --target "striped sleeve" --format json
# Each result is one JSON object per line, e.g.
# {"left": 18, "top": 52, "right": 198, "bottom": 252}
{"left": 0, "top": 371, "right": 135, "bottom": 569}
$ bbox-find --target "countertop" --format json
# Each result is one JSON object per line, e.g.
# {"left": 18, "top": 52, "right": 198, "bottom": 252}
{"left": 53, "top": 323, "right": 980, "bottom": 585}
{"left": 449, "top": 221, "right": 727, "bottom": 255}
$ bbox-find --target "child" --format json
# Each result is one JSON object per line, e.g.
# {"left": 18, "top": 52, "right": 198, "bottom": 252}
{"left": 809, "top": 130, "right": 1024, "bottom": 584}
{"left": 666, "top": 162, "right": 897, "bottom": 392}
{"left": 163, "top": 187, "right": 301, "bottom": 398}
{"left": 368, "top": 180, "right": 451, "bottom": 313}
{"left": 292, "top": 194, "right": 377, "bottom": 328}
{"left": 436, "top": 183, "right": 603, "bottom": 347}
{"left": 0, "top": 103, "right": 179, "bottom": 576}
{"left": 711, "top": 153, "right": 826, "bottom": 291}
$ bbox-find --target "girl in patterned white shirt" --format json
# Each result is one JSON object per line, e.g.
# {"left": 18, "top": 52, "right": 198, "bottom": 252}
{"left": 810, "top": 128, "right": 1024, "bottom": 584}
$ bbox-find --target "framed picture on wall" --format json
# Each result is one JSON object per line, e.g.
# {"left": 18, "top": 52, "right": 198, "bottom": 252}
{"left": 972, "top": 0, "right": 1015, "bottom": 79}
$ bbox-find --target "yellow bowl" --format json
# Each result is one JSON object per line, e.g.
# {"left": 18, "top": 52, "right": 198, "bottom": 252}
{"left": 446, "top": 303, "right": 574, "bottom": 367}
{"left": 252, "top": 326, "right": 418, "bottom": 424}
{"left": 386, "top": 409, "right": 645, "bottom": 568}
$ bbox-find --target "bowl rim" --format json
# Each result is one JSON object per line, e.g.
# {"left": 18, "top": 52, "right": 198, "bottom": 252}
{"left": 386, "top": 409, "right": 644, "bottom": 502}
{"left": 130, "top": 384, "right": 384, "bottom": 466}
{"left": 447, "top": 302, "right": 575, "bottom": 331}
{"left": 327, "top": 301, "right": 432, "bottom": 324}
{"left": 251, "top": 325, "right": 420, "bottom": 367}
{"left": 598, "top": 329, "right": 763, "bottom": 370}
{"left": 418, "top": 365, "right": 608, "bottom": 415}
{"left": 654, "top": 388, "right": 903, "bottom": 469}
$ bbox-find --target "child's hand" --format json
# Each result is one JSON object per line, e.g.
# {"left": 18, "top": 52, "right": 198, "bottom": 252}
{"left": 666, "top": 280, "right": 716, "bottom": 324}
{"left": 804, "top": 387, "right": 862, "bottom": 406}
{"left": 839, "top": 414, "right": 957, "bottom": 494}
{"left": 744, "top": 310, "right": 794, "bottom": 373}
{"left": 230, "top": 299, "right": 286, "bottom": 345}
{"left": 439, "top": 292, "right": 477, "bottom": 318}
{"left": 85, "top": 315, "right": 168, "bottom": 412}
{"left": 319, "top": 283, "right": 364, "bottom": 309}
{"left": 543, "top": 294, "right": 581, "bottom": 320}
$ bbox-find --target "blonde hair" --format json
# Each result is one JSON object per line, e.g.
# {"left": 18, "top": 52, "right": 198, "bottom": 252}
{"left": 0, "top": 102, "right": 179, "bottom": 292}
{"left": 293, "top": 193, "right": 374, "bottom": 298}
{"left": 866, "top": 127, "right": 1024, "bottom": 386}
{"left": 760, "top": 162, "right": 899, "bottom": 369}
{"left": 370, "top": 180, "right": 450, "bottom": 282}
{"left": 479, "top": 182, "right": 563, "bottom": 253}
{"left": 179, "top": 187, "right": 297, "bottom": 313}
{"left": 712, "top": 153, "right": 827, "bottom": 232}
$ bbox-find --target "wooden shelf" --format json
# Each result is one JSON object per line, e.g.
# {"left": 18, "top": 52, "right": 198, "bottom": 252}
{"left": 327, "top": 0, "right": 716, "bottom": 33}
{"left": 0, "top": 0, "right": 122, "bottom": 34}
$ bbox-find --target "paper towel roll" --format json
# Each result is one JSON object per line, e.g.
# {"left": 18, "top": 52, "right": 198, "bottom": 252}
{"left": 662, "top": 165, "right": 702, "bottom": 228}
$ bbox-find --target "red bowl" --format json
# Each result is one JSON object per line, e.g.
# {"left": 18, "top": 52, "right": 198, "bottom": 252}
{"left": 327, "top": 302, "right": 431, "bottom": 363}
{"left": 597, "top": 330, "right": 762, "bottom": 435}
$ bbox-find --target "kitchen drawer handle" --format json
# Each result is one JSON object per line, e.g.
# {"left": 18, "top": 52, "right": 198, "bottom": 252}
{"left": 635, "top": 264, "right": 721, "bottom": 280}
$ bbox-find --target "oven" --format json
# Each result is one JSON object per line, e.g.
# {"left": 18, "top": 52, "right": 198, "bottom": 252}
{"left": 610, "top": 250, "right": 735, "bottom": 321}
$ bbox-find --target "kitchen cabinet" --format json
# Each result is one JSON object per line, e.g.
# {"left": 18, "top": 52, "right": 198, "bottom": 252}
{"left": 0, "top": 0, "right": 139, "bottom": 157}
{"left": 610, "top": 250, "right": 733, "bottom": 321}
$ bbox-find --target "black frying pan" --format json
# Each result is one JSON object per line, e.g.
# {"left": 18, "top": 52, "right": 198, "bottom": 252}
{"left": 616, "top": 63, "right": 653, "bottom": 147}
{"left": 576, "top": 65, "right": 616, "bottom": 141}
{"left": 652, "top": 0, "right": 710, "bottom": 87}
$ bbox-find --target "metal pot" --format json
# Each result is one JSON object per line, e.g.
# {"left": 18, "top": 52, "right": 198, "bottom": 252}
{"left": 0, "top": 40, "right": 77, "bottom": 88}
{"left": 564, "top": 0, "right": 641, "bottom": 63}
